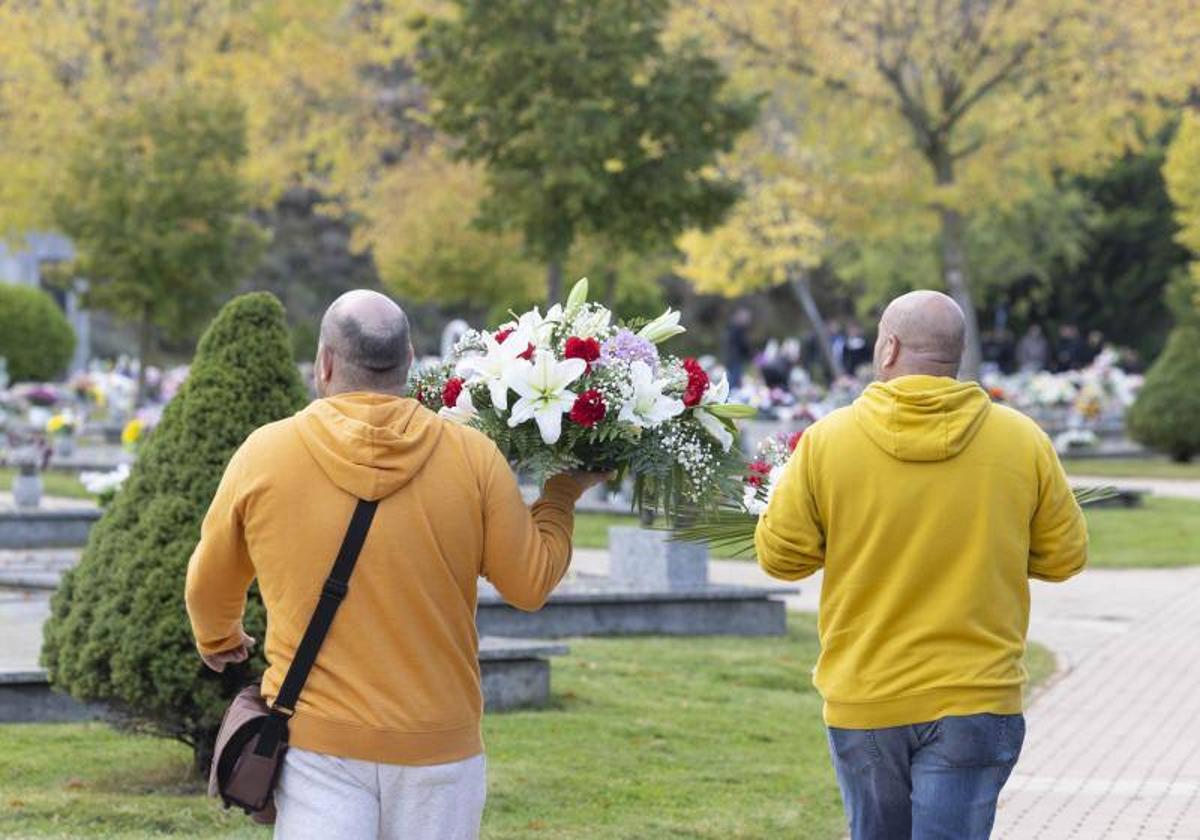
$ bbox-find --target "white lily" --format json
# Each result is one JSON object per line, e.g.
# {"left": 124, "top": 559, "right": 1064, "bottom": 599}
{"left": 637, "top": 308, "right": 686, "bottom": 344}
{"left": 506, "top": 353, "right": 587, "bottom": 444}
{"left": 569, "top": 305, "right": 613, "bottom": 339}
{"left": 564, "top": 277, "right": 589, "bottom": 315}
{"left": 694, "top": 374, "right": 734, "bottom": 451}
{"left": 502, "top": 304, "right": 564, "bottom": 347}
{"left": 455, "top": 329, "right": 533, "bottom": 411}
{"left": 618, "top": 360, "right": 685, "bottom": 428}
{"left": 438, "top": 387, "right": 478, "bottom": 425}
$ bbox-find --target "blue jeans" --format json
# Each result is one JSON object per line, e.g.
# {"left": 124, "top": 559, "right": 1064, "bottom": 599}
{"left": 828, "top": 714, "right": 1025, "bottom": 840}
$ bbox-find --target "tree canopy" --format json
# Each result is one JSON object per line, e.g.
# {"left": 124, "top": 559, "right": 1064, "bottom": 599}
{"left": 681, "top": 0, "right": 1199, "bottom": 375}
{"left": 54, "top": 87, "right": 259, "bottom": 398}
{"left": 1165, "top": 112, "right": 1200, "bottom": 289}
{"left": 414, "top": 0, "right": 758, "bottom": 302}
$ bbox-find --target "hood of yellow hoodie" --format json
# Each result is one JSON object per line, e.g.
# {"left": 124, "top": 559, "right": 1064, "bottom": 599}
{"left": 294, "top": 393, "right": 444, "bottom": 500}
{"left": 852, "top": 375, "right": 992, "bottom": 462}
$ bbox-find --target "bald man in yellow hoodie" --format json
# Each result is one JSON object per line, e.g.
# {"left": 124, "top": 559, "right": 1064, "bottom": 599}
{"left": 186, "top": 291, "right": 607, "bottom": 839}
{"left": 756, "top": 291, "right": 1088, "bottom": 840}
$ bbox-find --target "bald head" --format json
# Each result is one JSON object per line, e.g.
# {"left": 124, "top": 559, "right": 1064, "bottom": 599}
{"left": 873, "top": 290, "right": 966, "bottom": 381}
{"left": 315, "top": 290, "right": 413, "bottom": 397}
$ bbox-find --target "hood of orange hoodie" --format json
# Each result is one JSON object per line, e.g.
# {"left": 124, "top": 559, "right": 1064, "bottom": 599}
{"left": 294, "top": 393, "right": 444, "bottom": 500}
{"left": 852, "top": 375, "right": 992, "bottom": 462}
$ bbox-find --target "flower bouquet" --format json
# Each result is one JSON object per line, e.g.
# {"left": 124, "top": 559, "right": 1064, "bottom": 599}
{"left": 674, "top": 432, "right": 1120, "bottom": 557}
{"left": 409, "top": 279, "right": 754, "bottom": 518}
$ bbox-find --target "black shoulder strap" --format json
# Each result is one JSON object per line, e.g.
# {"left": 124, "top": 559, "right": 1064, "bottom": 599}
{"left": 254, "top": 497, "right": 378, "bottom": 757}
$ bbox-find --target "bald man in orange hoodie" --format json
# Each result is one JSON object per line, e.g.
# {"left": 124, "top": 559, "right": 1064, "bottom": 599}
{"left": 186, "top": 290, "right": 607, "bottom": 839}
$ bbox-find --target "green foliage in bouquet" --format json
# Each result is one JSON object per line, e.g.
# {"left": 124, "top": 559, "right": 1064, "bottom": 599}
{"left": 40, "top": 293, "right": 308, "bottom": 772}
{"left": 0, "top": 284, "right": 76, "bottom": 382}
{"left": 1127, "top": 324, "right": 1200, "bottom": 462}
{"left": 674, "top": 486, "right": 1121, "bottom": 558}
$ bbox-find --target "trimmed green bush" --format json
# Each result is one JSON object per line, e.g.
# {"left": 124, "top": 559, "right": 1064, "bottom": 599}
{"left": 41, "top": 292, "right": 308, "bottom": 771}
{"left": 1127, "top": 325, "right": 1200, "bottom": 462}
{"left": 0, "top": 284, "right": 76, "bottom": 382}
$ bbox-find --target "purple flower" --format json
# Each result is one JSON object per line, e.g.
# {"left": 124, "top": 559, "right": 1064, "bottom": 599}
{"left": 599, "top": 330, "right": 659, "bottom": 370}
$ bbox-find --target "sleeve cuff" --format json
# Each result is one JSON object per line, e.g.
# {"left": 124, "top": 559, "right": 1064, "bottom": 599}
{"left": 541, "top": 474, "right": 586, "bottom": 506}
{"left": 195, "top": 629, "right": 243, "bottom": 657}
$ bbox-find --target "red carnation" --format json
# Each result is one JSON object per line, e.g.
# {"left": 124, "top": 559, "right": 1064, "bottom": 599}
{"left": 569, "top": 389, "right": 607, "bottom": 427}
{"left": 414, "top": 386, "right": 426, "bottom": 404}
{"left": 441, "top": 377, "right": 464, "bottom": 408}
{"left": 564, "top": 336, "right": 601, "bottom": 372}
{"left": 495, "top": 328, "right": 514, "bottom": 344}
{"left": 746, "top": 459, "right": 772, "bottom": 488}
{"left": 682, "top": 357, "right": 710, "bottom": 407}
{"left": 787, "top": 429, "right": 804, "bottom": 453}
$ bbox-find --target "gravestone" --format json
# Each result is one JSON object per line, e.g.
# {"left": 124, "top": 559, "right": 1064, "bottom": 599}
{"left": 609, "top": 526, "right": 707, "bottom": 590}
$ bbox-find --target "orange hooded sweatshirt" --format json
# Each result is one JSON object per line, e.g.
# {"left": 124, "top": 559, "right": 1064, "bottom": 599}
{"left": 185, "top": 393, "right": 583, "bottom": 765}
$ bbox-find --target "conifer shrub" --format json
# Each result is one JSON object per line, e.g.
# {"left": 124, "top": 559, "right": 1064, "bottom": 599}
{"left": 42, "top": 292, "right": 308, "bottom": 770}
{"left": 0, "top": 284, "right": 76, "bottom": 382}
{"left": 1127, "top": 325, "right": 1200, "bottom": 462}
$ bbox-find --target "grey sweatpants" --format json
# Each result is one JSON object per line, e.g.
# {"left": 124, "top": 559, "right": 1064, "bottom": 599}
{"left": 274, "top": 746, "right": 486, "bottom": 840}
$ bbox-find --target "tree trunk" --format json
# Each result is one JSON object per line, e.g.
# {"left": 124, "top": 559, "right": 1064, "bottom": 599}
{"left": 603, "top": 267, "right": 618, "bottom": 310}
{"left": 547, "top": 260, "right": 563, "bottom": 305}
{"left": 932, "top": 153, "right": 983, "bottom": 380}
{"left": 193, "top": 733, "right": 216, "bottom": 779}
{"left": 135, "top": 312, "right": 152, "bottom": 409}
{"left": 787, "top": 270, "right": 844, "bottom": 380}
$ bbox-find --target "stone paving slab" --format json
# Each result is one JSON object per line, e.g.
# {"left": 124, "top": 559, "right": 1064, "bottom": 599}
{"left": 995, "top": 568, "right": 1200, "bottom": 839}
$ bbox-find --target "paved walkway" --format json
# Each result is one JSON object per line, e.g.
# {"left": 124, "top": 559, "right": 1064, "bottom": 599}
{"left": 995, "top": 567, "right": 1200, "bottom": 839}
{"left": 0, "top": 491, "right": 96, "bottom": 511}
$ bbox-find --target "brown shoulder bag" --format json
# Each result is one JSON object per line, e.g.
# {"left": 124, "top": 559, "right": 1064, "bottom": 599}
{"left": 207, "top": 498, "right": 379, "bottom": 825}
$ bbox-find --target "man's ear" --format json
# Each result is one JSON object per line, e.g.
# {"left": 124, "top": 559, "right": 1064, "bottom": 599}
{"left": 316, "top": 345, "right": 334, "bottom": 386}
{"left": 884, "top": 335, "right": 901, "bottom": 369}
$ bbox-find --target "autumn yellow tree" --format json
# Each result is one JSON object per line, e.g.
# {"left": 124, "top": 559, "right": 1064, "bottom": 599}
{"left": 362, "top": 144, "right": 544, "bottom": 319}
{"left": 675, "top": 152, "right": 840, "bottom": 374}
{"left": 0, "top": 1, "right": 433, "bottom": 236}
{"left": 1165, "top": 112, "right": 1200, "bottom": 297}
{"left": 684, "top": 0, "right": 1199, "bottom": 378}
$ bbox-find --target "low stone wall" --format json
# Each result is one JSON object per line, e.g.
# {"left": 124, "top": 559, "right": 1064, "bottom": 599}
{"left": 0, "top": 670, "right": 106, "bottom": 723}
{"left": 0, "top": 509, "right": 102, "bottom": 550}
{"left": 479, "top": 637, "right": 569, "bottom": 712}
{"left": 478, "top": 578, "right": 792, "bottom": 638}
{"left": 0, "top": 638, "right": 568, "bottom": 723}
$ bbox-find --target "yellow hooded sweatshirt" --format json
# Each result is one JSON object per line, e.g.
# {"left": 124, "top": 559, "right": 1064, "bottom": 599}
{"left": 185, "top": 393, "right": 583, "bottom": 765}
{"left": 755, "top": 375, "right": 1088, "bottom": 729}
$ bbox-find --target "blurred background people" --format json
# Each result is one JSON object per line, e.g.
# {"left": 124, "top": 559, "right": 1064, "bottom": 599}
{"left": 1016, "top": 325, "right": 1049, "bottom": 372}
{"left": 723, "top": 307, "right": 754, "bottom": 388}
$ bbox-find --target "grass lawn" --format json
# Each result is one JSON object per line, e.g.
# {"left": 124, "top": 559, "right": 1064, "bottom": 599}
{"left": 0, "top": 616, "right": 1057, "bottom": 839}
{"left": 578, "top": 496, "right": 1200, "bottom": 569}
{"left": 1083, "top": 497, "right": 1200, "bottom": 568}
{"left": 1062, "top": 457, "right": 1200, "bottom": 481}
{"left": 0, "top": 468, "right": 92, "bottom": 500}
{"left": 573, "top": 512, "right": 745, "bottom": 559}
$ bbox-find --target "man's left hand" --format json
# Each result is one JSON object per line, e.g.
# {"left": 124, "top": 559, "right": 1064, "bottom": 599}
{"left": 200, "top": 628, "right": 256, "bottom": 673}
